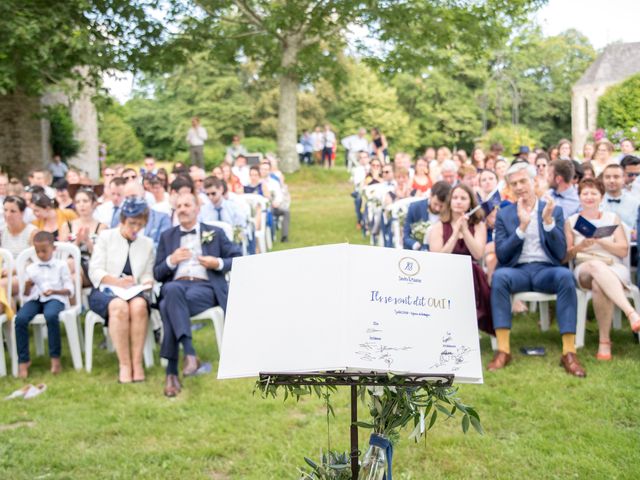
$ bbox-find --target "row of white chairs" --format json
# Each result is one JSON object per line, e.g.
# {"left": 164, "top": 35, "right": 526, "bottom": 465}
{"left": 0, "top": 245, "right": 226, "bottom": 377}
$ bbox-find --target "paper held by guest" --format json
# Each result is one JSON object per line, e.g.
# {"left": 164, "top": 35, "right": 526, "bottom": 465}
{"left": 218, "top": 244, "right": 483, "bottom": 384}
{"left": 100, "top": 283, "right": 152, "bottom": 301}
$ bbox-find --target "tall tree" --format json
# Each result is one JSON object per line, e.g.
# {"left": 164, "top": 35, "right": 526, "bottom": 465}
{"left": 0, "top": 0, "right": 169, "bottom": 95}
{"left": 175, "top": 0, "right": 543, "bottom": 172}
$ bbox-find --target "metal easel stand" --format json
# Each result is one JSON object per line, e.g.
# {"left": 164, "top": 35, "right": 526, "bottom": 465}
{"left": 258, "top": 372, "right": 454, "bottom": 479}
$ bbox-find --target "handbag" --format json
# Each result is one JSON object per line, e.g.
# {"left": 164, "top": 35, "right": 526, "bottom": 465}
{"left": 575, "top": 251, "right": 614, "bottom": 266}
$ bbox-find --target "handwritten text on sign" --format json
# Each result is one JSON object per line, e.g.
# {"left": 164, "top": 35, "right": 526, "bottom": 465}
{"left": 369, "top": 290, "right": 452, "bottom": 309}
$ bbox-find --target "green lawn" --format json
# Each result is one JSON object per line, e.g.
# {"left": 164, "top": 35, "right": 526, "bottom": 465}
{"left": 1, "top": 167, "right": 639, "bottom": 479}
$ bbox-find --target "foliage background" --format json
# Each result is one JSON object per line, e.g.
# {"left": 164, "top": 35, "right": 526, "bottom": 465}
{"left": 597, "top": 72, "right": 640, "bottom": 147}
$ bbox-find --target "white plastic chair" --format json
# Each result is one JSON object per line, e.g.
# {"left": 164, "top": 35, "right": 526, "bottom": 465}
{"left": 228, "top": 195, "right": 252, "bottom": 255}
{"left": 10, "top": 243, "right": 83, "bottom": 376}
{"left": 243, "top": 194, "right": 270, "bottom": 254}
{"left": 190, "top": 306, "right": 225, "bottom": 355}
{"left": 0, "top": 248, "right": 13, "bottom": 377}
{"left": 203, "top": 220, "right": 234, "bottom": 242}
{"left": 84, "top": 310, "right": 155, "bottom": 373}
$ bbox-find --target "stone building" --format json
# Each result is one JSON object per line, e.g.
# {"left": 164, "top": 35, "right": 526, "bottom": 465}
{"left": 0, "top": 88, "right": 99, "bottom": 181}
{"left": 572, "top": 42, "right": 640, "bottom": 154}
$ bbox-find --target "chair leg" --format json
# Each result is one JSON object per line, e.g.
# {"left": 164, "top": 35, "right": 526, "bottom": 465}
{"left": 34, "top": 323, "right": 45, "bottom": 357}
{"left": 76, "top": 315, "right": 85, "bottom": 353}
{"left": 540, "top": 302, "right": 550, "bottom": 331}
{"left": 143, "top": 323, "right": 154, "bottom": 368}
{"left": 490, "top": 335, "right": 497, "bottom": 351}
{"left": 85, "top": 313, "right": 97, "bottom": 373}
{"left": 61, "top": 312, "right": 83, "bottom": 371}
{"left": 10, "top": 321, "right": 18, "bottom": 377}
{"left": 0, "top": 320, "right": 7, "bottom": 377}
{"left": 211, "top": 308, "right": 224, "bottom": 354}
{"left": 613, "top": 308, "right": 622, "bottom": 330}
{"left": 575, "top": 291, "right": 588, "bottom": 349}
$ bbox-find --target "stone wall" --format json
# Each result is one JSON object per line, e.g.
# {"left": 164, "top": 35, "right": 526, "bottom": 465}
{"left": 0, "top": 92, "right": 46, "bottom": 180}
{"left": 571, "top": 82, "right": 616, "bottom": 155}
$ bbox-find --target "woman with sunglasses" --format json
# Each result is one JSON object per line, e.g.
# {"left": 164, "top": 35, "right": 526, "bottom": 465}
{"left": 534, "top": 152, "right": 550, "bottom": 194}
{"left": 59, "top": 189, "right": 107, "bottom": 287}
{"left": 363, "top": 159, "right": 383, "bottom": 187}
{"left": 30, "top": 193, "right": 77, "bottom": 241}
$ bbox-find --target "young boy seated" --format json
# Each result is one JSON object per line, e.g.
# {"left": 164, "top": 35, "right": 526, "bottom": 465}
{"left": 15, "top": 231, "right": 74, "bottom": 378}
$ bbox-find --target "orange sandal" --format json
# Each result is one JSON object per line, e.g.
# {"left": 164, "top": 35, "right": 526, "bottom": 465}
{"left": 596, "top": 341, "right": 612, "bottom": 361}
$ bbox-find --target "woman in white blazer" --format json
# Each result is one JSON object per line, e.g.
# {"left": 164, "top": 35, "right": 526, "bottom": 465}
{"left": 88, "top": 198, "right": 155, "bottom": 383}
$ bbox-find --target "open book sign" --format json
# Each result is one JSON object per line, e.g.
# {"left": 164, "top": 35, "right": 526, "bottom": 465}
{"left": 574, "top": 215, "right": 618, "bottom": 238}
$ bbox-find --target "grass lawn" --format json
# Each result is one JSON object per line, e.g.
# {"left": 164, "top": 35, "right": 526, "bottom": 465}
{"left": 1, "top": 166, "right": 639, "bottom": 479}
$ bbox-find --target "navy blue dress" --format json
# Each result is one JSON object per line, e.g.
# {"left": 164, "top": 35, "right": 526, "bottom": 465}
{"left": 88, "top": 241, "right": 148, "bottom": 324}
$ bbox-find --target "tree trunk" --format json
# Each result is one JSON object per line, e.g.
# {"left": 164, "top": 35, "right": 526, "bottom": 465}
{"left": 277, "top": 34, "right": 302, "bottom": 173}
{"left": 277, "top": 73, "right": 299, "bottom": 173}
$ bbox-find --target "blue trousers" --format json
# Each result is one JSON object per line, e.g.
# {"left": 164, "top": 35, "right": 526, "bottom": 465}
{"left": 15, "top": 299, "right": 65, "bottom": 362}
{"left": 491, "top": 263, "right": 577, "bottom": 334}
{"left": 159, "top": 280, "right": 217, "bottom": 361}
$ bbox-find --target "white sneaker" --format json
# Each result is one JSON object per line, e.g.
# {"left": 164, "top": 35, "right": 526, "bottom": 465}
{"left": 4, "top": 385, "right": 33, "bottom": 400}
{"left": 24, "top": 384, "right": 47, "bottom": 400}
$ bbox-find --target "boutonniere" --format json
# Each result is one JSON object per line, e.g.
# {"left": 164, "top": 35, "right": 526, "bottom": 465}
{"left": 201, "top": 230, "right": 215, "bottom": 245}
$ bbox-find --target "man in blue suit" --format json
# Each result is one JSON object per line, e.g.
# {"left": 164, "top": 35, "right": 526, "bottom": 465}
{"left": 154, "top": 192, "right": 242, "bottom": 397}
{"left": 403, "top": 181, "right": 451, "bottom": 250}
{"left": 490, "top": 162, "right": 586, "bottom": 377}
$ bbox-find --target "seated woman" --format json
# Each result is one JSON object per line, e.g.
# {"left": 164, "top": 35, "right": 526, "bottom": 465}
{"left": 88, "top": 198, "right": 155, "bottom": 383}
{"left": 0, "top": 196, "right": 37, "bottom": 315}
{"left": 411, "top": 157, "right": 432, "bottom": 196}
{"left": 243, "top": 165, "right": 270, "bottom": 198}
{"left": 564, "top": 178, "right": 639, "bottom": 360}
{"left": 30, "top": 193, "right": 77, "bottom": 241}
{"left": 59, "top": 189, "right": 107, "bottom": 287}
{"left": 429, "top": 184, "right": 493, "bottom": 334}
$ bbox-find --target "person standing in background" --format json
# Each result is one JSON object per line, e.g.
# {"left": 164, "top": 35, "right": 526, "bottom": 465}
{"left": 322, "top": 124, "right": 336, "bottom": 169}
{"left": 186, "top": 117, "right": 208, "bottom": 168}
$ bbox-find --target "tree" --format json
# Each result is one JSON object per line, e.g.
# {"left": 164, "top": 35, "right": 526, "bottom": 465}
{"left": 481, "top": 28, "right": 595, "bottom": 147}
{"left": 122, "top": 53, "right": 254, "bottom": 159}
{"left": 0, "top": 0, "right": 169, "bottom": 96}
{"left": 44, "top": 105, "right": 80, "bottom": 160}
{"left": 174, "top": 0, "right": 543, "bottom": 172}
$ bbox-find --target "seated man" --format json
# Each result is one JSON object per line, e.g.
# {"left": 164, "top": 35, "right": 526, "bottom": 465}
{"left": 154, "top": 192, "right": 242, "bottom": 397}
{"left": 490, "top": 162, "right": 585, "bottom": 377}
{"left": 547, "top": 160, "right": 580, "bottom": 218}
{"left": 600, "top": 163, "right": 640, "bottom": 231}
{"left": 200, "top": 176, "right": 247, "bottom": 237}
{"left": 402, "top": 181, "right": 450, "bottom": 251}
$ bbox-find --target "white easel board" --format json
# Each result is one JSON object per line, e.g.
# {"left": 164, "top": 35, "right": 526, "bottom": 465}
{"left": 218, "top": 244, "right": 483, "bottom": 383}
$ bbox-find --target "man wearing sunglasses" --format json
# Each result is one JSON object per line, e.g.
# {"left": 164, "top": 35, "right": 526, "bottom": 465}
{"left": 200, "top": 177, "right": 246, "bottom": 231}
{"left": 621, "top": 155, "right": 640, "bottom": 194}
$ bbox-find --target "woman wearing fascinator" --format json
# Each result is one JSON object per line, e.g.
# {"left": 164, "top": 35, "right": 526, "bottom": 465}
{"left": 88, "top": 197, "right": 155, "bottom": 383}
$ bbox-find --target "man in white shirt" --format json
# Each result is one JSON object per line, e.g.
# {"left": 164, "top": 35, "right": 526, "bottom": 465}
{"left": 600, "top": 164, "right": 640, "bottom": 230}
{"left": 490, "top": 162, "right": 585, "bottom": 377}
{"left": 154, "top": 192, "right": 242, "bottom": 397}
{"left": 186, "top": 117, "right": 208, "bottom": 168}
{"left": 341, "top": 128, "right": 369, "bottom": 170}
{"left": 95, "top": 177, "right": 126, "bottom": 227}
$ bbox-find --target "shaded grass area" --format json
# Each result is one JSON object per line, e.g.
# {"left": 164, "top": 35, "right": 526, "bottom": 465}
{"left": 1, "top": 166, "right": 640, "bottom": 478}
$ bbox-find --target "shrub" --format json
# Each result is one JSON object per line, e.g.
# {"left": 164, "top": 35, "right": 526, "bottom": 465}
{"left": 597, "top": 73, "right": 640, "bottom": 147}
{"left": 479, "top": 124, "right": 541, "bottom": 157}
{"left": 243, "top": 137, "right": 278, "bottom": 155}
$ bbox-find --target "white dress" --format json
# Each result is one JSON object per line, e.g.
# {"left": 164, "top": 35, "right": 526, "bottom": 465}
{"left": 569, "top": 211, "right": 630, "bottom": 286}
{"left": 1, "top": 224, "right": 37, "bottom": 258}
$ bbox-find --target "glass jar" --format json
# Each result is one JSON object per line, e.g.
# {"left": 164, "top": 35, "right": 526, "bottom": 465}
{"left": 358, "top": 433, "right": 389, "bottom": 480}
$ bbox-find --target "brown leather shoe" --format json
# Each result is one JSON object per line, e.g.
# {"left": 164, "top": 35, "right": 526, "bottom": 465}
{"left": 487, "top": 351, "right": 512, "bottom": 371}
{"left": 171, "top": 374, "right": 182, "bottom": 393}
{"left": 560, "top": 352, "right": 586, "bottom": 378}
{"left": 182, "top": 355, "right": 201, "bottom": 377}
{"left": 163, "top": 374, "right": 180, "bottom": 397}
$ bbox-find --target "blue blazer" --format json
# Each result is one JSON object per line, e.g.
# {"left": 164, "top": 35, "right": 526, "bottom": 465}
{"left": 403, "top": 199, "right": 429, "bottom": 250}
{"left": 153, "top": 223, "right": 242, "bottom": 310}
{"left": 494, "top": 201, "right": 566, "bottom": 268}
{"left": 144, "top": 209, "right": 171, "bottom": 247}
